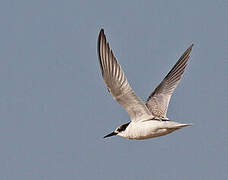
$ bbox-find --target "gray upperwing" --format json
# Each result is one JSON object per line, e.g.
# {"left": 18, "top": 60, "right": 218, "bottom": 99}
{"left": 146, "top": 44, "right": 194, "bottom": 118}
{"left": 98, "top": 29, "right": 153, "bottom": 122}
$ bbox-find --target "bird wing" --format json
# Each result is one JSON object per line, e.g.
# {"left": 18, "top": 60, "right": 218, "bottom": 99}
{"left": 145, "top": 44, "right": 193, "bottom": 118}
{"left": 98, "top": 29, "right": 153, "bottom": 122}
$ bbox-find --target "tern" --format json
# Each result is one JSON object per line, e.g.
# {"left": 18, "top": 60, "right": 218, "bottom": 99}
{"left": 98, "top": 29, "right": 193, "bottom": 140}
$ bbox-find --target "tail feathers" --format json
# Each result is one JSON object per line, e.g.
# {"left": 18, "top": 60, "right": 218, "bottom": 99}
{"left": 179, "top": 123, "right": 192, "bottom": 127}
{"left": 174, "top": 123, "right": 192, "bottom": 129}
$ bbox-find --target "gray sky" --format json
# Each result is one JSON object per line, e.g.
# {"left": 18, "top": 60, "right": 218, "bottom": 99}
{"left": 0, "top": 0, "right": 227, "bottom": 179}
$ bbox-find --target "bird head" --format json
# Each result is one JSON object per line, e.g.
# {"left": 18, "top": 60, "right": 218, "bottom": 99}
{"left": 104, "top": 122, "right": 130, "bottom": 138}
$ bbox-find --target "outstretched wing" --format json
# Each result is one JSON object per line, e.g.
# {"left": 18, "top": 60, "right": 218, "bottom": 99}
{"left": 146, "top": 44, "right": 194, "bottom": 118}
{"left": 98, "top": 29, "right": 153, "bottom": 122}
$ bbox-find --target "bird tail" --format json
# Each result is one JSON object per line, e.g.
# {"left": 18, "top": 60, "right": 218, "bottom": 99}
{"left": 174, "top": 123, "right": 193, "bottom": 129}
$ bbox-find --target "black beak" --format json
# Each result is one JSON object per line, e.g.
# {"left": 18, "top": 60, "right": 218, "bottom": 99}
{"left": 104, "top": 131, "right": 117, "bottom": 138}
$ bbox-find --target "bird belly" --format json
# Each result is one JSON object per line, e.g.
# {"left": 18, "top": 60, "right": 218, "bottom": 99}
{"left": 129, "top": 128, "right": 173, "bottom": 140}
{"left": 125, "top": 121, "right": 175, "bottom": 140}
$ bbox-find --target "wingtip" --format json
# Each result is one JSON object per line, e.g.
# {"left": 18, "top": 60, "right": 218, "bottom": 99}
{"left": 97, "top": 28, "right": 107, "bottom": 76}
{"left": 189, "top": 43, "right": 194, "bottom": 50}
{"left": 184, "top": 43, "right": 194, "bottom": 54}
{"left": 99, "top": 28, "right": 105, "bottom": 36}
{"left": 98, "top": 28, "right": 106, "bottom": 43}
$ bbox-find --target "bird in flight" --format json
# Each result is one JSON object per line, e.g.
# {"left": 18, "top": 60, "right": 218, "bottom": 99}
{"left": 97, "top": 29, "right": 193, "bottom": 140}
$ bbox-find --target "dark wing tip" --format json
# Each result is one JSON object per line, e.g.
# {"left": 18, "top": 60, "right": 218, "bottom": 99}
{"left": 188, "top": 44, "right": 194, "bottom": 51}
{"left": 100, "top": 28, "right": 104, "bottom": 34}
{"left": 179, "top": 43, "right": 194, "bottom": 61}
{"left": 97, "top": 28, "right": 107, "bottom": 76}
{"left": 98, "top": 28, "right": 105, "bottom": 46}
{"left": 98, "top": 28, "right": 105, "bottom": 40}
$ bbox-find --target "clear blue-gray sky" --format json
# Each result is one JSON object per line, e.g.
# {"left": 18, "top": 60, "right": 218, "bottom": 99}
{"left": 0, "top": 0, "right": 227, "bottom": 179}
